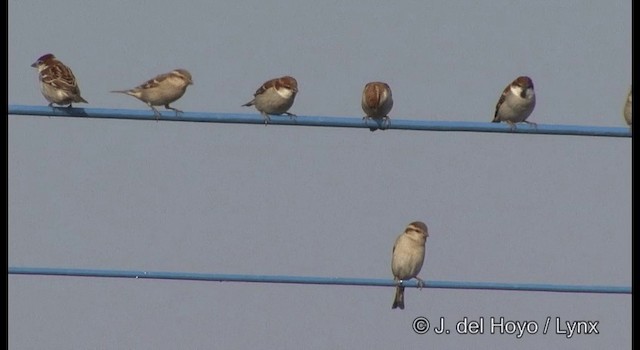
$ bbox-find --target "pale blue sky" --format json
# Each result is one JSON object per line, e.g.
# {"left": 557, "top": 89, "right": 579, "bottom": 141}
{"left": 9, "top": 1, "right": 631, "bottom": 348}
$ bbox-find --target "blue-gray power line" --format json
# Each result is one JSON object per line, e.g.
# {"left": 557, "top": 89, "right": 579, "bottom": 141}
{"left": 8, "top": 105, "right": 631, "bottom": 137}
{"left": 8, "top": 105, "right": 631, "bottom": 296}
{"left": 8, "top": 267, "right": 631, "bottom": 294}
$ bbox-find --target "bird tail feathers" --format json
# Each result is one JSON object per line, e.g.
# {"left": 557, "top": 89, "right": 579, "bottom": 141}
{"left": 392, "top": 286, "right": 405, "bottom": 310}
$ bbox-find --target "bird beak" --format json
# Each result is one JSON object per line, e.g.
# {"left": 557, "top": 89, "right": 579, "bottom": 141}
{"left": 30, "top": 61, "right": 38, "bottom": 68}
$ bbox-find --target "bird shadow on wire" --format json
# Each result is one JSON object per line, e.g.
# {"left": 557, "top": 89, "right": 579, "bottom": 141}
{"left": 48, "top": 106, "right": 91, "bottom": 118}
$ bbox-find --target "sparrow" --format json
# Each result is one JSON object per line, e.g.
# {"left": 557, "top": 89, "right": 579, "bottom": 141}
{"left": 111, "top": 69, "right": 193, "bottom": 120}
{"left": 492, "top": 76, "right": 536, "bottom": 129}
{"left": 31, "top": 53, "right": 88, "bottom": 107}
{"left": 623, "top": 86, "right": 632, "bottom": 126}
{"left": 391, "top": 221, "right": 428, "bottom": 310}
{"left": 242, "top": 76, "right": 298, "bottom": 125}
{"left": 362, "top": 82, "right": 393, "bottom": 131}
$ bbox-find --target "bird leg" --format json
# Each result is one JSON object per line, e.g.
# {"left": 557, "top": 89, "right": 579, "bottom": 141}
{"left": 283, "top": 112, "right": 297, "bottom": 120}
{"left": 415, "top": 277, "right": 425, "bottom": 290}
{"left": 261, "top": 111, "right": 271, "bottom": 126}
{"left": 147, "top": 104, "right": 162, "bottom": 121}
{"left": 381, "top": 116, "right": 391, "bottom": 130}
{"left": 164, "top": 104, "right": 183, "bottom": 116}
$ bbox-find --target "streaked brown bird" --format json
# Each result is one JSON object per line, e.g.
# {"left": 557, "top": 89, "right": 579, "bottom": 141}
{"left": 391, "top": 221, "right": 428, "bottom": 310}
{"left": 111, "top": 69, "right": 193, "bottom": 120}
{"left": 31, "top": 53, "right": 88, "bottom": 107}
{"left": 361, "top": 81, "right": 393, "bottom": 131}
{"left": 242, "top": 76, "right": 298, "bottom": 125}
{"left": 492, "top": 76, "right": 536, "bottom": 129}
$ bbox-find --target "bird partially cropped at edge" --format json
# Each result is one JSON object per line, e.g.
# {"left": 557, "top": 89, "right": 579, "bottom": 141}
{"left": 242, "top": 76, "right": 298, "bottom": 125}
{"left": 623, "top": 86, "right": 632, "bottom": 127}
{"left": 31, "top": 53, "right": 88, "bottom": 107}
{"left": 391, "top": 221, "right": 428, "bottom": 310}
{"left": 111, "top": 69, "right": 193, "bottom": 120}
{"left": 492, "top": 76, "right": 536, "bottom": 129}
{"left": 361, "top": 81, "right": 393, "bottom": 131}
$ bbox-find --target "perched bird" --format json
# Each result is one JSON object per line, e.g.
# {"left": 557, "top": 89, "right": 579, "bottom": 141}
{"left": 111, "top": 69, "right": 193, "bottom": 120}
{"left": 391, "top": 221, "right": 428, "bottom": 310}
{"left": 492, "top": 76, "right": 536, "bottom": 129}
{"left": 242, "top": 76, "right": 298, "bottom": 125}
{"left": 361, "top": 82, "right": 393, "bottom": 131}
{"left": 623, "top": 86, "right": 632, "bottom": 126}
{"left": 31, "top": 53, "right": 88, "bottom": 107}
